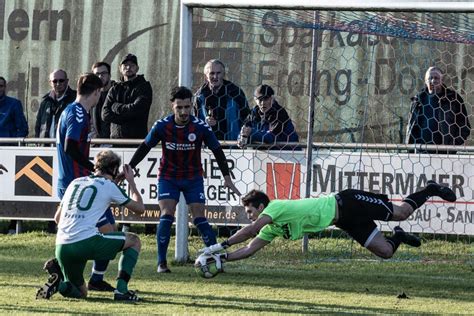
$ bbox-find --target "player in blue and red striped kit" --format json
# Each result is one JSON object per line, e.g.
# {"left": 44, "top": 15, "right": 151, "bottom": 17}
{"left": 129, "top": 86, "right": 241, "bottom": 273}
{"left": 56, "top": 73, "right": 117, "bottom": 292}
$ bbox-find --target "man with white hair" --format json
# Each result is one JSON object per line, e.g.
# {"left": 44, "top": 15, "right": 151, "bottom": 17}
{"left": 406, "top": 66, "right": 470, "bottom": 152}
{"left": 194, "top": 59, "right": 250, "bottom": 141}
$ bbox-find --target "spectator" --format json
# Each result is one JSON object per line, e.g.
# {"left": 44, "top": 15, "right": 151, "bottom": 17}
{"left": 0, "top": 76, "right": 28, "bottom": 234}
{"left": 195, "top": 59, "right": 250, "bottom": 141}
{"left": 90, "top": 62, "right": 115, "bottom": 142}
{"left": 406, "top": 66, "right": 471, "bottom": 153}
{"left": 102, "top": 53, "right": 153, "bottom": 141}
{"left": 36, "top": 70, "right": 76, "bottom": 234}
{"left": 102, "top": 53, "right": 153, "bottom": 233}
{"left": 0, "top": 76, "right": 28, "bottom": 139}
{"left": 238, "top": 84, "right": 299, "bottom": 149}
{"left": 35, "top": 69, "right": 76, "bottom": 139}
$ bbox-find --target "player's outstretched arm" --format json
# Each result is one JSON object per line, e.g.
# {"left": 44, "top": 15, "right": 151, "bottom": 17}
{"left": 123, "top": 164, "right": 145, "bottom": 213}
{"left": 201, "top": 215, "right": 271, "bottom": 254}
{"left": 228, "top": 215, "right": 271, "bottom": 245}
{"left": 226, "top": 237, "right": 270, "bottom": 261}
{"left": 129, "top": 142, "right": 152, "bottom": 171}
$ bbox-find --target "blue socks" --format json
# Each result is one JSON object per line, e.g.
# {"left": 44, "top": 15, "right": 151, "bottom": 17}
{"left": 194, "top": 217, "right": 216, "bottom": 246}
{"left": 157, "top": 215, "right": 174, "bottom": 264}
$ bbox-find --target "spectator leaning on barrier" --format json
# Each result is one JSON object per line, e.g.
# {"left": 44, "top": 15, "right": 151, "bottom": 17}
{"left": 35, "top": 69, "right": 76, "bottom": 139}
{"left": 238, "top": 84, "right": 299, "bottom": 149}
{"left": 90, "top": 62, "right": 116, "bottom": 141}
{"left": 0, "top": 76, "right": 28, "bottom": 235}
{"left": 194, "top": 59, "right": 250, "bottom": 141}
{"left": 406, "top": 66, "right": 471, "bottom": 152}
{"left": 102, "top": 53, "right": 153, "bottom": 142}
{"left": 0, "top": 76, "right": 29, "bottom": 139}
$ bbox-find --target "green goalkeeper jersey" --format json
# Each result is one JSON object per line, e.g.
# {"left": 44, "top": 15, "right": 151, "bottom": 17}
{"left": 257, "top": 195, "right": 336, "bottom": 242}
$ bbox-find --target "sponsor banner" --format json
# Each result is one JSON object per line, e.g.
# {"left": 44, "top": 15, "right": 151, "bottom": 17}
{"left": 0, "top": 147, "right": 472, "bottom": 234}
{"left": 311, "top": 152, "right": 474, "bottom": 235}
{"left": 0, "top": 147, "right": 252, "bottom": 224}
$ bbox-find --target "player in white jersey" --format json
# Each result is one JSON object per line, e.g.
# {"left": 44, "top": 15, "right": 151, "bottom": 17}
{"left": 36, "top": 150, "right": 145, "bottom": 301}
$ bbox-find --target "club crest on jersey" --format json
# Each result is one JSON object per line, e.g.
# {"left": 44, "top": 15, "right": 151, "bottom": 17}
{"left": 188, "top": 133, "right": 196, "bottom": 142}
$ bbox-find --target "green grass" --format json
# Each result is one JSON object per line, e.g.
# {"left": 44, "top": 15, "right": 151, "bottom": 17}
{"left": 0, "top": 232, "right": 472, "bottom": 315}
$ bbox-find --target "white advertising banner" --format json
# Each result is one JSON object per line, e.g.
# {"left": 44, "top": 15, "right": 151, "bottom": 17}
{"left": 0, "top": 147, "right": 472, "bottom": 234}
{"left": 311, "top": 152, "right": 474, "bottom": 235}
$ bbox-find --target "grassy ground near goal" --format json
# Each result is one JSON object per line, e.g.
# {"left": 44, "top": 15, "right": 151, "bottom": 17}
{"left": 0, "top": 232, "right": 472, "bottom": 315}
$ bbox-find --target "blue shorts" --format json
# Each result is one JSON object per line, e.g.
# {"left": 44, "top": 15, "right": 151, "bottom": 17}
{"left": 158, "top": 177, "right": 205, "bottom": 204}
{"left": 58, "top": 187, "right": 115, "bottom": 227}
{"left": 96, "top": 208, "right": 116, "bottom": 227}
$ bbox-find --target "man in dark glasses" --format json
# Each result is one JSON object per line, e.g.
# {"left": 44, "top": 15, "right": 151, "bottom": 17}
{"left": 34, "top": 69, "right": 76, "bottom": 140}
{"left": 34, "top": 69, "right": 76, "bottom": 234}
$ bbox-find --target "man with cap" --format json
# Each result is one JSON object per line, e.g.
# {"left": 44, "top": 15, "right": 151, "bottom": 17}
{"left": 238, "top": 84, "right": 299, "bottom": 149}
{"left": 101, "top": 55, "right": 153, "bottom": 249}
{"left": 102, "top": 53, "right": 153, "bottom": 142}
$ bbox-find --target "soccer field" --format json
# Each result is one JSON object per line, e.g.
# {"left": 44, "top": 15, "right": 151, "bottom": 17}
{"left": 1, "top": 232, "right": 472, "bottom": 315}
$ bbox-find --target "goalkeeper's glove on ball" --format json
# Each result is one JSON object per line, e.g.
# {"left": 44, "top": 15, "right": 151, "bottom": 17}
{"left": 200, "top": 240, "right": 230, "bottom": 255}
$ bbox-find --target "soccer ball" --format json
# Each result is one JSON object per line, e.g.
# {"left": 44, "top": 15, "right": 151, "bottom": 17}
{"left": 194, "top": 253, "right": 223, "bottom": 279}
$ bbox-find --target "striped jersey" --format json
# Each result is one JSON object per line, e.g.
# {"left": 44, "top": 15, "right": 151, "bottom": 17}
{"left": 144, "top": 114, "right": 221, "bottom": 180}
{"left": 56, "top": 102, "right": 91, "bottom": 190}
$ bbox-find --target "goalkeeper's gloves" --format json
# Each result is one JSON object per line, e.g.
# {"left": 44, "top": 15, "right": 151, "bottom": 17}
{"left": 200, "top": 240, "right": 230, "bottom": 255}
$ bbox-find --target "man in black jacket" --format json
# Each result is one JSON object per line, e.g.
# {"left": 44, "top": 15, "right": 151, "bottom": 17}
{"left": 102, "top": 54, "right": 153, "bottom": 233}
{"left": 102, "top": 54, "right": 153, "bottom": 140}
{"left": 35, "top": 69, "right": 76, "bottom": 139}
{"left": 406, "top": 67, "right": 471, "bottom": 153}
{"left": 91, "top": 62, "right": 115, "bottom": 141}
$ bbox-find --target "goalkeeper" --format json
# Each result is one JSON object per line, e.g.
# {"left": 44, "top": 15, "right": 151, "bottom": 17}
{"left": 202, "top": 181, "right": 456, "bottom": 261}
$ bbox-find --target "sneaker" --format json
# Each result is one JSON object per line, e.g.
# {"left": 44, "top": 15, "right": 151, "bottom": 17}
{"left": 114, "top": 289, "right": 140, "bottom": 301}
{"left": 394, "top": 226, "right": 421, "bottom": 247}
{"left": 426, "top": 180, "right": 456, "bottom": 202}
{"left": 36, "top": 273, "right": 60, "bottom": 299}
{"left": 88, "top": 279, "right": 115, "bottom": 292}
{"left": 157, "top": 262, "right": 171, "bottom": 273}
{"left": 43, "top": 258, "right": 63, "bottom": 281}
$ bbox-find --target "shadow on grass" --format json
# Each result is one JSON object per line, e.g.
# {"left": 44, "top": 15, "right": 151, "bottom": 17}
{"left": 131, "top": 262, "right": 474, "bottom": 304}
{"left": 2, "top": 255, "right": 473, "bottom": 305}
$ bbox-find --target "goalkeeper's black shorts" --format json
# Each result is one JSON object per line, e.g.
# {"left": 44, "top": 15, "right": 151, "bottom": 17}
{"left": 334, "top": 189, "right": 394, "bottom": 247}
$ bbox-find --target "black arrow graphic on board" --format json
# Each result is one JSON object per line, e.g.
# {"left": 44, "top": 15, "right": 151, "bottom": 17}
{"left": 102, "top": 23, "right": 168, "bottom": 65}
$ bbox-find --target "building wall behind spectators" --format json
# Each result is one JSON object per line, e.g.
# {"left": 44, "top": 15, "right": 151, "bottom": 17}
{"left": 0, "top": 0, "right": 181, "bottom": 130}
{"left": 0, "top": 0, "right": 472, "bottom": 144}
